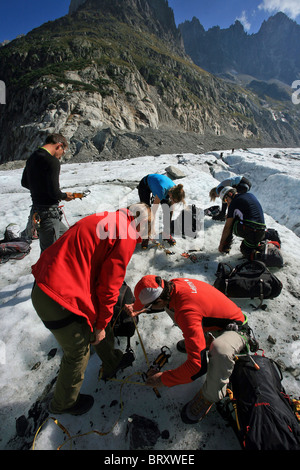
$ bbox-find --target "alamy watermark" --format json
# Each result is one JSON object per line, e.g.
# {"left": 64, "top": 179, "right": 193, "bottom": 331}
{"left": 291, "top": 80, "right": 300, "bottom": 105}
{"left": 95, "top": 200, "right": 205, "bottom": 247}
{"left": 0, "top": 80, "right": 6, "bottom": 105}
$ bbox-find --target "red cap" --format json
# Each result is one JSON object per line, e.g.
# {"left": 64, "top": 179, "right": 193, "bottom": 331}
{"left": 133, "top": 275, "right": 164, "bottom": 310}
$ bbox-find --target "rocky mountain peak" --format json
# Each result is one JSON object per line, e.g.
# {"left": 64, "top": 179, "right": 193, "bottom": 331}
{"left": 68, "top": 0, "right": 182, "bottom": 49}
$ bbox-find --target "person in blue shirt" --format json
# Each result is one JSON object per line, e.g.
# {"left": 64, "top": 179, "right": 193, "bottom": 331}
{"left": 209, "top": 176, "right": 252, "bottom": 220}
{"left": 138, "top": 174, "right": 185, "bottom": 248}
{"left": 218, "top": 186, "right": 266, "bottom": 259}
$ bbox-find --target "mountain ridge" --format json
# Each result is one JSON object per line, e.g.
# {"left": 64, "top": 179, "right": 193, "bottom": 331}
{"left": 0, "top": 1, "right": 299, "bottom": 165}
{"left": 179, "top": 12, "right": 300, "bottom": 85}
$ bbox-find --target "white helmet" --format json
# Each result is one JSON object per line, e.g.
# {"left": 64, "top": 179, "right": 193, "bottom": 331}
{"left": 219, "top": 186, "right": 234, "bottom": 202}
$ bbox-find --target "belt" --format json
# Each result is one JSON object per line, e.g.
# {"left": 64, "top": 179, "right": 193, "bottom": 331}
{"left": 42, "top": 314, "right": 87, "bottom": 330}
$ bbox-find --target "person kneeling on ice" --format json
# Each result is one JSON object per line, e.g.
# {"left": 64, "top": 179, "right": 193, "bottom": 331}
{"left": 137, "top": 173, "right": 185, "bottom": 248}
{"left": 209, "top": 175, "right": 252, "bottom": 221}
{"left": 31, "top": 203, "right": 152, "bottom": 416}
{"left": 124, "top": 275, "right": 257, "bottom": 424}
{"left": 218, "top": 186, "right": 266, "bottom": 259}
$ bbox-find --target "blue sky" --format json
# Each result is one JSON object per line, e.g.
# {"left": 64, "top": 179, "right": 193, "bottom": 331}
{"left": 1, "top": 0, "right": 300, "bottom": 43}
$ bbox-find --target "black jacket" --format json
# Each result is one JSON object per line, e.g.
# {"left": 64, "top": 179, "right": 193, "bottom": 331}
{"left": 21, "top": 148, "right": 67, "bottom": 206}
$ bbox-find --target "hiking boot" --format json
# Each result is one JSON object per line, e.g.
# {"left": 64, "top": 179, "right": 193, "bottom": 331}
{"left": 141, "top": 239, "right": 149, "bottom": 249}
{"left": 181, "top": 389, "right": 213, "bottom": 424}
{"left": 100, "top": 350, "right": 135, "bottom": 381}
{"left": 176, "top": 340, "right": 186, "bottom": 353}
{"left": 212, "top": 212, "right": 226, "bottom": 221}
{"left": 163, "top": 235, "right": 176, "bottom": 246}
{"left": 49, "top": 394, "right": 94, "bottom": 416}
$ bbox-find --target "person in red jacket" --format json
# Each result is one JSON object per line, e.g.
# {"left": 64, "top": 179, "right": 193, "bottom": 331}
{"left": 31, "top": 203, "right": 151, "bottom": 416}
{"left": 125, "top": 275, "right": 256, "bottom": 424}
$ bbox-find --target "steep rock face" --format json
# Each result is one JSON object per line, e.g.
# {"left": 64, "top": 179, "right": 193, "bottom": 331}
{"left": 179, "top": 13, "right": 300, "bottom": 85}
{"left": 0, "top": 3, "right": 299, "bottom": 164}
{"left": 69, "top": 0, "right": 184, "bottom": 54}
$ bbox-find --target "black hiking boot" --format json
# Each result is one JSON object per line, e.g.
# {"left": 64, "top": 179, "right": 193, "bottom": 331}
{"left": 49, "top": 394, "right": 94, "bottom": 416}
{"left": 100, "top": 350, "right": 135, "bottom": 381}
{"left": 212, "top": 212, "right": 226, "bottom": 221}
{"left": 181, "top": 390, "right": 213, "bottom": 424}
{"left": 141, "top": 239, "right": 149, "bottom": 249}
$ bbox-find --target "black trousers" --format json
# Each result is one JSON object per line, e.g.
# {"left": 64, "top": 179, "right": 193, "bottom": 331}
{"left": 224, "top": 220, "right": 265, "bottom": 259}
{"left": 137, "top": 177, "right": 172, "bottom": 236}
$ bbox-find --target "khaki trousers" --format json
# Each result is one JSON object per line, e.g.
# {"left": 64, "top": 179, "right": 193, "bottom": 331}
{"left": 31, "top": 283, "right": 123, "bottom": 413}
{"left": 202, "top": 331, "right": 246, "bottom": 403}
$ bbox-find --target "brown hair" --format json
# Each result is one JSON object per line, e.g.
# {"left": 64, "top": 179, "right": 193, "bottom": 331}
{"left": 45, "top": 133, "right": 68, "bottom": 149}
{"left": 169, "top": 184, "right": 185, "bottom": 204}
{"left": 209, "top": 187, "right": 218, "bottom": 201}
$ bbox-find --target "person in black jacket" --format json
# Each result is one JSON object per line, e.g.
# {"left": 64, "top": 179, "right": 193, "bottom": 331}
{"left": 21, "top": 134, "right": 74, "bottom": 252}
{"left": 218, "top": 186, "right": 266, "bottom": 259}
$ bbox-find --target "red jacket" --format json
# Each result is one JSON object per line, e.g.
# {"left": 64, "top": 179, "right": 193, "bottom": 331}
{"left": 32, "top": 209, "right": 140, "bottom": 331}
{"left": 161, "top": 278, "right": 245, "bottom": 387}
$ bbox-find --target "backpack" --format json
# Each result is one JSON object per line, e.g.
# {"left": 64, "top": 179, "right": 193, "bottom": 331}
{"left": 218, "top": 353, "right": 300, "bottom": 450}
{"left": 0, "top": 241, "right": 31, "bottom": 264}
{"left": 255, "top": 240, "right": 284, "bottom": 268}
{"left": 171, "top": 204, "right": 202, "bottom": 239}
{"left": 213, "top": 260, "right": 282, "bottom": 308}
{"left": 265, "top": 228, "right": 281, "bottom": 247}
{"left": 110, "top": 281, "right": 138, "bottom": 352}
{"left": 0, "top": 223, "right": 31, "bottom": 264}
{"left": 204, "top": 205, "right": 221, "bottom": 218}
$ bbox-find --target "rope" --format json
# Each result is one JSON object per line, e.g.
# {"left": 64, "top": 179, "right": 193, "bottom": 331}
{"left": 32, "top": 370, "right": 145, "bottom": 450}
{"left": 32, "top": 312, "right": 159, "bottom": 449}
{"left": 58, "top": 205, "right": 70, "bottom": 228}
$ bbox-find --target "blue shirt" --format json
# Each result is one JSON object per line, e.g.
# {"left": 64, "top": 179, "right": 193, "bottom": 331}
{"left": 147, "top": 174, "right": 175, "bottom": 201}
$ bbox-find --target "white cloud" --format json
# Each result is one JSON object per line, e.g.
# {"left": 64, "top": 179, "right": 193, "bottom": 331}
{"left": 236, "top": 10, "right": 251, "bottom": 31}
{"left": 258, "top": 0, "right": 300, "bottom": 19}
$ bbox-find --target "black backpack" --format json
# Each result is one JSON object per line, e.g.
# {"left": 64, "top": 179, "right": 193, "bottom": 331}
{"left": 204, "top": 205, "right": 221, "bottom": 218}
{"left": 110, "top": 282, "right": 138, "bottom": 352}
{"left": 213, "top": 260, "right": 282, "bottom": 308}
{"left": 171, "top": 204, "right": 202, "bottom": 239}
{"left": 218, "top": 354, "right": 300, "bottom": 450}
{"left": 265, "top": 228, "right": 281, "bottom": 247}
{"left": 255, "top": 240, "right": 284, "bottom": 268}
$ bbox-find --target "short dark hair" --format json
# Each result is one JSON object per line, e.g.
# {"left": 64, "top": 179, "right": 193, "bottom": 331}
{"left": 155, "top": 276, "right": 174, "bottom": 303}
{"left": 45, "top": 133, "right": 68, "bottom": 148}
